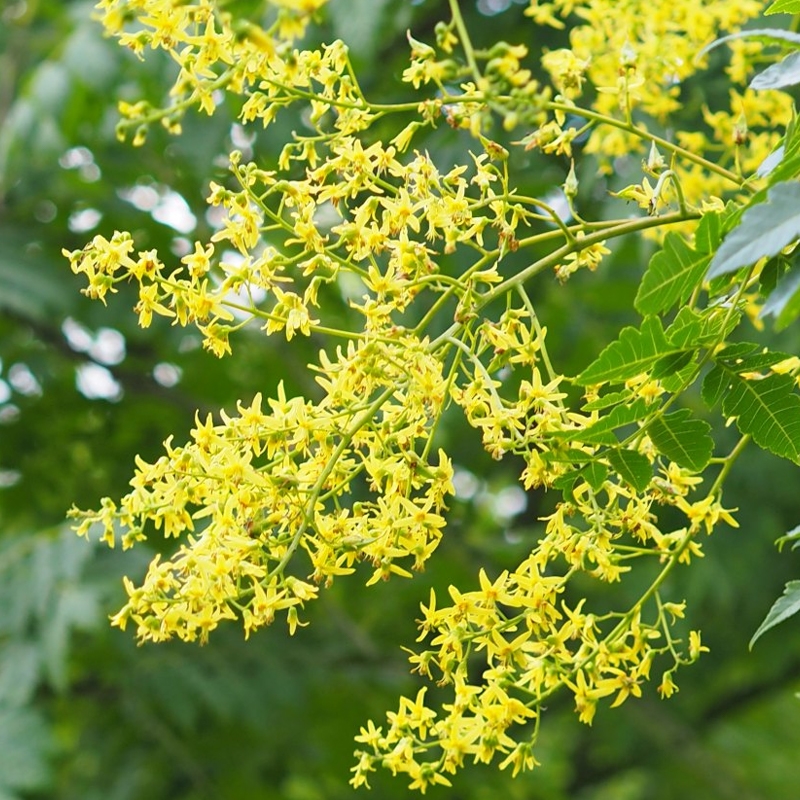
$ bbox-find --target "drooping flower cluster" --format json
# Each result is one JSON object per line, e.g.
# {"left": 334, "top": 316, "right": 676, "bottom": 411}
{"left": 67, "top": 0, "right": 792, "bottom": 791}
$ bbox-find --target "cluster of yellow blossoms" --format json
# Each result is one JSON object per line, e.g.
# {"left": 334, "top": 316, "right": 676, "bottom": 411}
{"left": 66, "top": 0, "right": 794, "bottom": 791}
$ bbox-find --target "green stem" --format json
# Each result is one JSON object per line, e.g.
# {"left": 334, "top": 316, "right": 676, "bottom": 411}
{"left": 545, "top": 101, "right": 743, "bottom": 188}
{"left": 448, "top": 0, "right": 483, "bottom": 84}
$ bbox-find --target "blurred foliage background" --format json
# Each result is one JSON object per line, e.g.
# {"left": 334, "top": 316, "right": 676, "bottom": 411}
{"left": 1, "top": 0, "right": 800, "bottom": 798}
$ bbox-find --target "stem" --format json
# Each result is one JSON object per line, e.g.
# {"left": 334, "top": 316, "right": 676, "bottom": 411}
{"left": 448, "top": 0, "right": 483, "bottom": 84}
{"left": 268, "top": 386, "right": 395, "bottom": 579}
{"left": 545, "top": 101, "right": 743, "bottom": 188}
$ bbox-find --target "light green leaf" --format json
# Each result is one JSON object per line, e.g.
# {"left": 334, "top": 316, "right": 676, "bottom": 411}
{"left": 607, "top": 449, "right": 652, "bottom": 493}
{"left": 751, "top": 51, "right": 800, "bottom": 90}
{"left": 765, "top": 0, "right": 800, "bottom": 14}
{"left": 706, "top": 182, "right": 800, "bottom": 279}
{"left": 648, "top": 410, "right": 713, "bottom": 471}
{"left": 722, "top": 373, "right": 800, "bottom": 463}
{"left": 634, "top": 232, "right": 711, "bottom": 315}
{"left": 750, "top": 580, "right": 800, "bottom": 649}
{"left": 575, "top": 317, "right": 670, "bottom": 386}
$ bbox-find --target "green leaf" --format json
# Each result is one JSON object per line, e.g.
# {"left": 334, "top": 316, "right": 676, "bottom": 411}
{"left": 765, "top": 0, "right": 800, "bottom": 14}
{"left": 722, "top": 373, "right": 800, "bottom": 463}
{"left": 582, "top": 461, "right": 609, "bottom": 491}
{"left": 751, "top": 51, "right": 800, "bottom": 90}
{"left": 607, "top": 449, "right": 652, "bottom": 493}
{"left": 715, "top": 343, "right": 793, "bottom": 373}
{"left": 706, "top": 182, "right": 800, "bottom": 279}
{"left": 760, "top": 267, "right": 800, "bottom": 330}
{"left": 693, "top": 208, "right": 727, "bottom": 255}
{"left": 702, "top": 364, "right": 729, "bottom": 408}
{"left": 575, "top": 317, "right": 670, "bottom": 386}
{"left": 750, "top": 580, "right": 800, "bottom": 649}
{"left": 776, "top": 524, "right": 800, "bottom": 551}
{"left": 660, "top": 362, "right": 699, "bottom": 395}
{"left": 651, "top": 350, "right": 695, "bottom": 379}
{"left": 665, "top": 307, "right": 738, "bottom": 348}
{"left": 648, "top": 410, "right": 714, "bottom": 471}
{"left": 579, "top": 398, "right": 650, "bottom": 444}
{"left": 765, "top": 112, "right": 800, "bottom": 184}
{"left": 758, "top": 255, "right": 790, "bottom": 293}
{"left": 582, "top": 389, "right": 633, "bottom": 412}
{"left": 756, "top": 145, "right": 784, "bottom": 178}
{"left": 634, "top": 232, "right": 711, "bottom": 315}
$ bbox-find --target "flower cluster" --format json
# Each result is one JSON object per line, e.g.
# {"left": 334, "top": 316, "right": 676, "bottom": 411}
{"left": 352, "top": 467, "right": 730, "bottom": 790}
{"left": 73, "top": 334, "right": 455, "bottom": 642}
{"left": 67, "top": 0, "right": 787, "bottom": 791}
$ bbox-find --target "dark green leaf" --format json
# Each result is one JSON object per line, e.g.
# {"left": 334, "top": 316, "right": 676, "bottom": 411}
{"left": 722, "top": 373, "right": 800, "bottom": 462}
{"left": 648, "top": 410, "right": 714, "bottom": 471}
{"left": 651, "top": 350, "right": 696, "bottom": 379}
{"left": 751, "top": 52, "right": 800, "bottom": 90}
{"left": 750, "top": 580, "right": 800, "bottom": 649}
{"left": 607, "top": 448, "right": 652, "bottom": 492}
{"left": 758, "top": 255, "right": 790, "bottom": 294}
{"left": 706, "top": 182, "right": 800, "bottom": 279}
{"left": 575, "top": 317, "right": 670, "bottom": 386}
{"left": 582, "top": 461, "right": 609, "bottom": 491}
{"left": 702, "top": 364, "right": 730, "bottom": 408}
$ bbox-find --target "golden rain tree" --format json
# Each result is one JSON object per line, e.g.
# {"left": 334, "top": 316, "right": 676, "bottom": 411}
{"left": 65, "top": 0, "right": 800, "bottom": 792}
